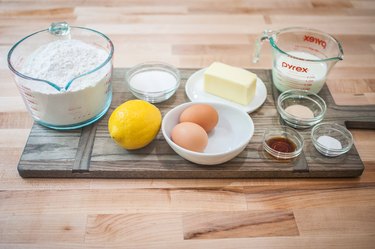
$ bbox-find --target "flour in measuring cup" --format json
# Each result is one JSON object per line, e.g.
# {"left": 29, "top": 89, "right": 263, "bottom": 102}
{"left": 22, "top": 39, "right": 109, "bottom": 92}
{"left": 19, "top": 39, "right": 112, "bottom": 126}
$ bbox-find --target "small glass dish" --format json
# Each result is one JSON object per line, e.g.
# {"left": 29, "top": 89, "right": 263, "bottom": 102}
{"left": 263, "top": 126, "right": 304, "bottom": 159}
{"left": 311, "top": 122, "right": 353, "bottom": 157}
{"left": 126, "top": 61, "right": 180, "bottom": 103}
{"left": 277, "top": 89, "right": 327, "bottom": 129}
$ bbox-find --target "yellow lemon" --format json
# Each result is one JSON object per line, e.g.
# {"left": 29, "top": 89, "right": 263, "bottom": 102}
{"left": 108, "top": 100, "right": 162, "bottom": 150}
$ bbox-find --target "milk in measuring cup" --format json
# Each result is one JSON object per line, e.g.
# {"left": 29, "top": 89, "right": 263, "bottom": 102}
{"left": 272, "top": 51, "right": 328, "bottom": 93}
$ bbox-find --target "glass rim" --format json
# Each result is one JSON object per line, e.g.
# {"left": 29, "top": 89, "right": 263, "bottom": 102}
{"left": 7, "top": 25, "right": 114, "bottom": 92}
{"left": 277, "top": 89, "right": 327, "bottom": 122}
{"left": 126, "top": 61, "right": 181, "bottom": 95}
{"left": 262, "top": 126, "right": 304, "bottom": 159}
{"left": 268, "top": 26, "right": 344, "bottom": 62}
{"left": 311, "top": 122, "right": 354, "bottom": 152}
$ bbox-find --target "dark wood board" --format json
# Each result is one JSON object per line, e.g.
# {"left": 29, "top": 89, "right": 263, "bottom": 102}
{"left": 17, "top": 68, "right": 375, "bottom": 178}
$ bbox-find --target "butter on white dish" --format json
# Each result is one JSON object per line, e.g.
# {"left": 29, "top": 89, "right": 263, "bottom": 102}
{"left": 185, "top": 68, "right": 267, "bottom": 113}
{"left": 203, "top": 62, "right": 257, "bottom": 106}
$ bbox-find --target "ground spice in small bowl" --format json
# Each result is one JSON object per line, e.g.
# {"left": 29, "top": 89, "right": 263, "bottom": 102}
{"left": 284, "top": 104, "right": 314, "bottom": 119}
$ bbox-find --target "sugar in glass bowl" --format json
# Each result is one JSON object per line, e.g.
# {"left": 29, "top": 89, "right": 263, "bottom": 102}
{"left": 126, "top": 61, "right": 180, "bottom": 103}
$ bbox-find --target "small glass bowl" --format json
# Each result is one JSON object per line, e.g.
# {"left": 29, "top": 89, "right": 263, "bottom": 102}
{"left": 126, "top": 61, "right": 180, "bottom": 103}
{"left": 277, "top": 89, "right": 327, "bottom": 129}
{"left": 311, "top": 123, "right": 353, "bottom": 157}
{"left": 263, "top": 126, "right": 304, "bottom": 159}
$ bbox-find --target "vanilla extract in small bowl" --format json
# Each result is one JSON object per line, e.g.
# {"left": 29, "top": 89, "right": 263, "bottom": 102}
{"left": 263, "top": 126, "right": 304, "bottom": 159}
{"left": 266, "top": 136, "right": 297, "bottom": 153}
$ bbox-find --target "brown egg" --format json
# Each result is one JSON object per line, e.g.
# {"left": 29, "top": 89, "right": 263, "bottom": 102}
{"left": 171, "top": 122, "right": 208, "bottom": 152}
{"left": 179, "top": 104, "right": 219, "bottom": 133}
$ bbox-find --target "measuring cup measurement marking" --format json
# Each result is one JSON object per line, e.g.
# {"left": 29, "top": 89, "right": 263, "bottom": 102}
{"left": 273, "top": 73, "right": 313, "bottom": 88}
{"left": 281, "top": 71, "right": 314, "bottom": 79}
{"left": 17, "top": 85, "right": 39, "bottom": 106}
{"left": 294, "top": 45, "right": 328, "bottom": 59}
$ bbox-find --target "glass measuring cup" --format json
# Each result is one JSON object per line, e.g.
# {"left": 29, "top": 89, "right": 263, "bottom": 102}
{"left": 253, "top": 27, "right": 343, "bottom": 93}
{"left": 7, "top": 22, "right": 114, "bottom": 130}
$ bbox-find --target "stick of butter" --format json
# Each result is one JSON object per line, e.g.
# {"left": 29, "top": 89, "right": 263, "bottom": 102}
{"left": 204, "top": 62, "right": 257, "bottom": 105}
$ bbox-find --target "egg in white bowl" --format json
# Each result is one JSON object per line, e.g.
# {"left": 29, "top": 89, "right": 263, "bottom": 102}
{"left": 162, "top": 101, "right": 254, "bottom": 165}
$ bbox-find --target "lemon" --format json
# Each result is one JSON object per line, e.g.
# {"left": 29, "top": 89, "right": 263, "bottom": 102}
{"left": 108, "top": 100, "right": 162, "bottom": 150}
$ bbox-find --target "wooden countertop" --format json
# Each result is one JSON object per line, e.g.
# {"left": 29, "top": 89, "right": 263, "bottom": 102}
{"left": 1, "top": 1, "right": 374, "bottom": 248}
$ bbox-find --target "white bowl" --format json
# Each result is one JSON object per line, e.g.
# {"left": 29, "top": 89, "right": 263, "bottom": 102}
{"left": 162, "top": 102, "right": 254, "bottom": 165}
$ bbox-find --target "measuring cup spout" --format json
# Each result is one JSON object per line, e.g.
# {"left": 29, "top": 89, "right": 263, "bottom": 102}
{"left": 331, "top": 40, "right": 344, "bottom": 62}
{"left": 252, "top": 29, "right": 274, "bottom": 63}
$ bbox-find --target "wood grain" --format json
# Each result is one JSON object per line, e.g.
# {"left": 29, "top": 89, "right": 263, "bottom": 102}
{"left": 85, "top": 213, "right": 183, "bottom": 243}
{"left": 182, "top": 210, "right": 299, "bottom": 239}
{"left": 1, "top": 0, "right": 375, "bottom": 248}
{"left": 0, "top": 214, "right": 86, "bottom": 243}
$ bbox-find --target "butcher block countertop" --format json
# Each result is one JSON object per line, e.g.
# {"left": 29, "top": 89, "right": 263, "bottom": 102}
{"left": 1, "top": 1, "right": 375, "bottom": 248}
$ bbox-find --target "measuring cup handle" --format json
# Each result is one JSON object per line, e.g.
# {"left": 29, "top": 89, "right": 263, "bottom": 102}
{"left": 252, "top": 30, "right": 273, "bottom": 63}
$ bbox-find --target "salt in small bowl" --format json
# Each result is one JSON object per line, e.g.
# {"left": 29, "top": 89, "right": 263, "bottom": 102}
{"left": 311, "top": 122, "right": 353, "bottom": 157}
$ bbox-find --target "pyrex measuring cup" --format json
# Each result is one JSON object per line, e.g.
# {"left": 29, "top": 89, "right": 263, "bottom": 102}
{"left": 7, "top": 22, "right": 114, "bottom": 130}
{"left": 253, "top": 27, "right": 343, "bottom": 93}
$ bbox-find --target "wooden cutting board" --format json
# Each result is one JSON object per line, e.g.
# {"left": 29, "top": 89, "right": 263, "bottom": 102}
{"left": 17, "top": 69, "right": 375, "bottom": 178}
